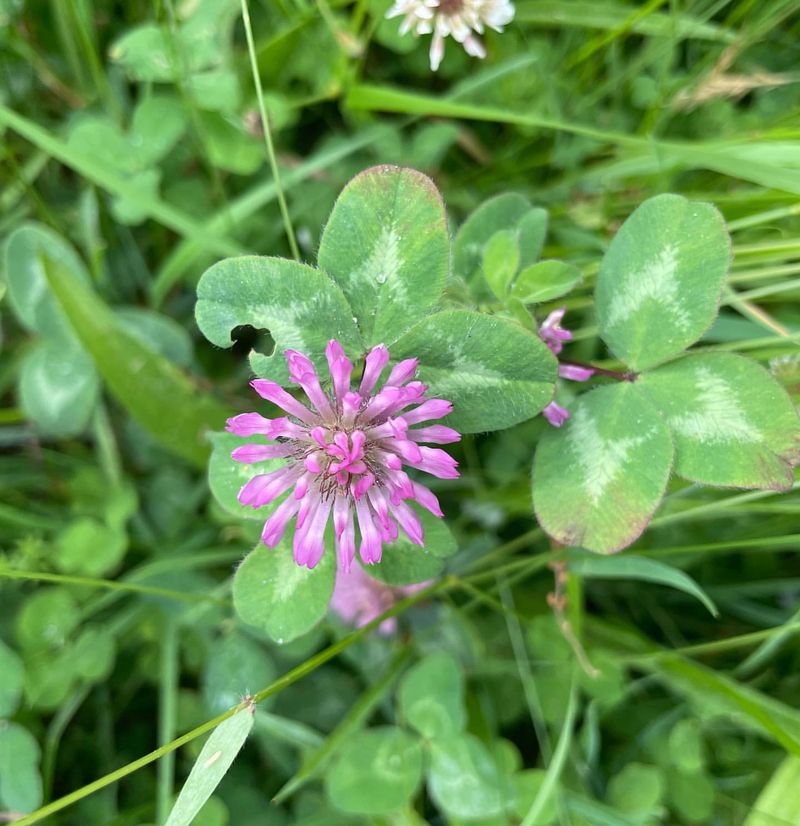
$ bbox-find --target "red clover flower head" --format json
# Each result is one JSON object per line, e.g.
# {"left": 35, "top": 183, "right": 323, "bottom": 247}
{"left": 227, "top": 341, "right": 460, "bottom": 571}
{"left": 329, "top": 565, "right": 431, "bottom": 635}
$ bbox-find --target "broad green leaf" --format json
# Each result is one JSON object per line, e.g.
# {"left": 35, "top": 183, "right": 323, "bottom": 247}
{"left": 164, "top": 705, "right": 255, "bottom": 826}
{"left": 195, "top": 256, "right": 363, "bottom": 385}
{"left": 109, "top": 24, "right": 175, "bottom": 81}
{"left": 54, "top": 518, "right": 128, "bottom": 577}
{"left": 110, "top": 168, "right": 161, "bottom": 226}
{"left": 532, "top": 383, "right": 673, "bottom": 553}
{"left": 187, "top": 69, "right": 241, "bottom": 112}
{"left": 130, "top": 95, "right": 186, "bottom": 166}
{"left": 512, "top": 770, "right": 558, "bottom": 824}
{"left": 317, "top": 165, "right": 449, "bottom": 346}
{"left": 511, "top": 260, "right": 582, "bottom": 304}
{"left": 0, "top": 723, "right": 42, "bottom": 813}
{"left": 208, "top": 430, "right": 283, "bottom": 520}
{"left": 427, "top": 734, "right": 508, "bottom": 819}
{"left": 398, "top": 652, "right": 465, "bottom": 739}
{"left": 392, "top": 310, "right": 558, "bottom": 433}
{"left": 453, "top": 193, "right": 531, "bottom": 282}
{"left": 517, "top": 207, "right": 549, "bottom": 268}
{"left": 0, "top": 639, "right": 24, "bottom": 716}
{"left": 482, "top": 229, "right": 519, "bottom": 300}
{"left": 366, "top": 510, "right": 456, "bottom": 586}
{"left": 606, "top": 763, "right": 664, "bottom": 816}
{"left": 638, "top": 353, "right": 800, "bottom": 490}
{"left": 19, "top": 338, "right": 99, "bottom": 436}
{"left": 567, "top": 552, "right": 717, "bottom": 616}
{"left": 16, "top": 588, "right": 80, "bottom": 652}
{"left": 646, "top": 656, "right": 800, "bottom": 755}
{"left": 595, "top": 194, "right": 730, "bottom": 371}
{"left": 233, "top": 542, "right": 335, "bottom": 644}
{"left": 4, "top": 223, "right": 91, "bottom": 341}
{"left": 67, "top": 116, "right": 135, "bottom": 173}
{"left": 196, "top": 111, "right": 262, "bottom": 176}
{"left": 42, "top": 256, "right": 229, "bottom": 467}
{"left": 665, "top": 766, "right": 715, "bottom": 822}
{"left": 666, "top": 719, "right": 705, "bottom": 773}
{"left": 71, "top": 627, "right": 116, "bottom": 682}
{"left": 203, "top": 633, "right": 275, "bottom": 715}
{"left": 325, "top": 726, "right": 423, "bottom": 815}
{"left": 744, "top": 756, "right": 800, "bottom": 826}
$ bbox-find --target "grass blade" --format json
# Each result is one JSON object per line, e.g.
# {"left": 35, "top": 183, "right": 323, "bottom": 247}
{"left": 164, "top": 702, "right": 255, "bottom": 826}
{"left": 41, "top": 256, "right": 229, "bottom": 467}
{"left": 568, "top": 553, "right": 719, "bottom": 617}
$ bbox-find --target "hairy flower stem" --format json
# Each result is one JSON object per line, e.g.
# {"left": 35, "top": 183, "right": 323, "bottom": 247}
{"left": 548, "top": 559, "right": 599, "bottom": 679}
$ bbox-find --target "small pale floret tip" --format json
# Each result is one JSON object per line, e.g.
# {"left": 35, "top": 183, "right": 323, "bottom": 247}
{"left": 386, "top": 0, "right": 515, "bottom": 71}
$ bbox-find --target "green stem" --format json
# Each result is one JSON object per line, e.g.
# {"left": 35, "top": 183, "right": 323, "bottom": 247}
{"left": 240, "top": 0, "right": 300, "bottom": 260}
{"left": 41, "top": 686, "right": 91, "bottom": 802}
{"left": 625, "top": 621, "right": 800, "bottom": 662}
{"left": 272, "top": 647, "right": 412, "bottom": 803}
{"left": 92, "top": 403, "right": 122, "bottom": 486}
{"left": 0, "top": 569, "right": 228, "bottom": 605}
{"left": 156, "top": 622, "right": 179, "bottom": 824}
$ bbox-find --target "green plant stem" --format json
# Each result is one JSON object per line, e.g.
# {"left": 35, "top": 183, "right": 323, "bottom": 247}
{"left": 521, "top": 675, "right": 578, "bottom": 826}
{"left": 92, "top": 403, "right": 122, "bottom": 486}
{"left": 624, "top": 621, "right": 800, "bottom": 662}
{"left": 156, "top": 621, "right": 179, "bottom": 825}
{"left": 41, "top": 686, "right": 91, "bottom": 802}
{"left": 240, "top": 0, "right": 300, "bottom": 260}
{"left": 0, "top": 569, "right": 228, "bottom": 605}
{"left": 13, "top": 578, "right": 454, "bottom": 825}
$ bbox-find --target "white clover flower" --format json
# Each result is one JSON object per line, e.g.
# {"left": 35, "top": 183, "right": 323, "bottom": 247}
{"left": 386, "top": 0, "right": 514, "bottom": 71}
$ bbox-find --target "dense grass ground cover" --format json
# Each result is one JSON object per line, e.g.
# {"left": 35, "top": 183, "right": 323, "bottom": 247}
{"left": 2, "top": 1, "right": 800, "bottom": 824}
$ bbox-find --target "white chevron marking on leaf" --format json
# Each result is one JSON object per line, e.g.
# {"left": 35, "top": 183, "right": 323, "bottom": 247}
{"left": 670, "top": 367, "right": 761, "bottom": 443}
{"left": 606, "top": 244, "right": 689, "bottom": 330}
{"left": 570, "top": 405, "right": 648, "bottom": 503}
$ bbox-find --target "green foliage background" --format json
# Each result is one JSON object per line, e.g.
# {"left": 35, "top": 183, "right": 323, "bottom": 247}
{"left": 2, "top": 0, "right": 800, "bottom": 824}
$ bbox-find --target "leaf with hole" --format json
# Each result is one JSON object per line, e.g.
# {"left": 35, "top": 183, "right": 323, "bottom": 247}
{"left": 196, "top": 256, "right": 363, "bottom": 385}
{"left": 533, "top": 383, "right": 673, "bottom": 553}
{"left": 595, "top": 194, "right": 730, "bottom": 371}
